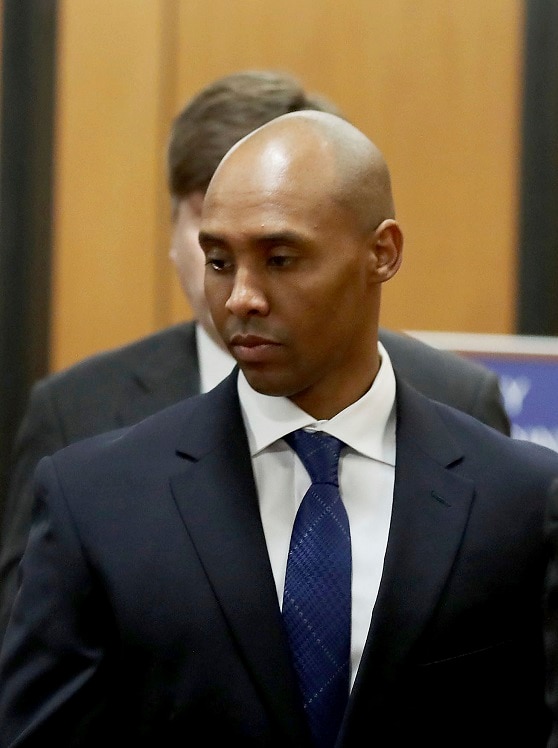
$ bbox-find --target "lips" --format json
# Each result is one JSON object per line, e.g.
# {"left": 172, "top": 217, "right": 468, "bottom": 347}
{"left": 228, "top": 333, "right": 281, "bottom": 363}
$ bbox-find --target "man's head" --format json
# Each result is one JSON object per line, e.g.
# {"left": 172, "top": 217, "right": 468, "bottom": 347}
{"left": 167, "top": 70, "right": 341, "bottom": 345}
{"left": 199, "top": 111, "right": 403, "bottom": 419}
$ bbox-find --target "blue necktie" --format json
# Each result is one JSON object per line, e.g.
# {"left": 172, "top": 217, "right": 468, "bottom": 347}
{"left": 282, "top": 429, "right": 351, "bottom": 748}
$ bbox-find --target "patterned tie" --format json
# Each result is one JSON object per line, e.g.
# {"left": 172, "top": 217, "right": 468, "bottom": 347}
{"left": 282, "top": 429, "right": 352, "bottom": 748}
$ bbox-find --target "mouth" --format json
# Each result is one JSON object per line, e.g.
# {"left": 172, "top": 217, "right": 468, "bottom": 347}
{"left": 228, "top": 333, "right": 281, "bottom": 364}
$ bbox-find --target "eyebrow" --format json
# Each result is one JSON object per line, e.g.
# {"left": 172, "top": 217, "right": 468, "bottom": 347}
{"left": 198, "top": 231, "right": 223, "bottom": 249}
{"left": 198, "top": 229, "right": 306, "bottom": 248}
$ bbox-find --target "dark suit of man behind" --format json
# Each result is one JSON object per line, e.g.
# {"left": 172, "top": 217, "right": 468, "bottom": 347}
{"left": 0, "top": 321, "right": 509, "bottom": 638}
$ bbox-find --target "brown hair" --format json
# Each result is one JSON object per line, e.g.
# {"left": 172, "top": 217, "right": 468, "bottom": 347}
{"left": 167, "top": 70, "right": 342, "bottom": 203}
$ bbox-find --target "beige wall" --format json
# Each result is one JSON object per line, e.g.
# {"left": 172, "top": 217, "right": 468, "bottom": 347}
{"left": 51, "top": 0, "right": 523, "bottom": 372}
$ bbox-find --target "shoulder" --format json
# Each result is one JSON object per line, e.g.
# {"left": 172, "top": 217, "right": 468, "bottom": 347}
{"left": 398, "top": 378, "right": 558, "bottom": 477}
{"left": 39, "top": 374, "right": 237, "bottom": 502}
{"left": 379, "top": 328, "right": 493, "bottom": 383}
{"left": 36, "top": 322, "right": 195, "bottom": 394}
{"left": 20, "top": 322, "right": 197, "bottom": 443}
{"left": 379, "top": 327, "right": 509, "bottom": 434}
{"left": 46, "top": 370, "right": 238, "bottom": 468}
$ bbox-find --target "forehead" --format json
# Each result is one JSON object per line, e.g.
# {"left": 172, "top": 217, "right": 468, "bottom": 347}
{"left": 200, "top": 187, "right": 349, "bottom": 246}
{"left": 201, "top": 156, "right": 343, "bottom": 237}
{"left": 209, "top": 133, "right": 339, "bottom": 203}
{"left": 175, "top": 191, "right": 205, "bottom": 223}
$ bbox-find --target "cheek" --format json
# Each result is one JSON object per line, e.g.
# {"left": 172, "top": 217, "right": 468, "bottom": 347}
{"left": 204, "top": 275, "right": 231, "bottom": 319}
{"left": 296, "top": 272, "right": 367, "bottom": 339}
{"left": 298, "top": 272, "right": 359, "bottom": 321}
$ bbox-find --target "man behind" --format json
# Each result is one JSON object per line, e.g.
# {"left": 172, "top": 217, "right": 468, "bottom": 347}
{"left": 0, "top": 70, "right": 510, "bottom": 639}
{"left": 0, "top": 110, "right": 555, "bottom": 747}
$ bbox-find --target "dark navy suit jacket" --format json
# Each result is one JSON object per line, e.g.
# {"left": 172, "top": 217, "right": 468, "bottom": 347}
{"left": 0, "top": 370, "right": 555, "bottom": 747}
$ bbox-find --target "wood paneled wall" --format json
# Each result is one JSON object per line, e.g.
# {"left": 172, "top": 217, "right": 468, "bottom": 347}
{"left": 0, "top": 1, "right": 3, "bottom": 107}
{"left": 51, "top": 0, "right": 523, "bottom": 372}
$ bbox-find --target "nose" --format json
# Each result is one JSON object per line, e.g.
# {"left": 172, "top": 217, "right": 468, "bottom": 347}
{"left": 225, "top": 266, "right": 269, "bottom": 317}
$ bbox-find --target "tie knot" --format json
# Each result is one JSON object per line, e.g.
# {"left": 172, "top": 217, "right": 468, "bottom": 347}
{"left": 285, "top": 429, "right": 345, "bottom": 487}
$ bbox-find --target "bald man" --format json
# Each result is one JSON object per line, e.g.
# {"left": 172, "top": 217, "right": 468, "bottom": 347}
{"left": 1, "top": 112, "right": 557, "bottom": 748}
{"left": 0, "top": 69, "right": 510, "bottom": 645}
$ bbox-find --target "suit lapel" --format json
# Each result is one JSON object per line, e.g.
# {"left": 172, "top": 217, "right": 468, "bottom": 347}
{"left": 165, "top": 372, "right": 478, "bottom": 744}
{"left": 169, "top": 372, "right": 309, "bottom": 745}
{"left": 341, "top": 379, "right": 476, "bottom": 742}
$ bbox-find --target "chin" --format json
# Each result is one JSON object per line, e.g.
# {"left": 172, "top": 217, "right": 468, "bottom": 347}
{"left": 240, "top": 368, "right": 300, "bottom": 399}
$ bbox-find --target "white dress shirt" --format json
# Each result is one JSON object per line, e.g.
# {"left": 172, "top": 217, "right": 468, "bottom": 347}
{"left": 195, "top": 323, "right": 235, "bottom": 392}
{"left": 237, "top": 343, "right": 396, "bottom": 688}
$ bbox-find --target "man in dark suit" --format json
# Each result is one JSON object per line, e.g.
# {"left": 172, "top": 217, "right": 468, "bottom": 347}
{"left": 0, "top": 110, "right": 555, "bottom": 747}
{"left": 0, "top": 71, "right": 510, "bottom": 641}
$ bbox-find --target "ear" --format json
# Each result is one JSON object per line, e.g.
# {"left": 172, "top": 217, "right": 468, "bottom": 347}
{"left": 367, "top": 219, "right": 403, "bottom": 283}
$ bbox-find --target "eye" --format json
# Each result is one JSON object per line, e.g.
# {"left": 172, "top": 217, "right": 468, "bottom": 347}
{"left": 267, "top": 253, "right": 295, "bottom": 268}
{"left": 206, "top": 258, "right": 232, "bottom": 272}
{"left": 204, "top": 250, "right": 233, "bottom": 272}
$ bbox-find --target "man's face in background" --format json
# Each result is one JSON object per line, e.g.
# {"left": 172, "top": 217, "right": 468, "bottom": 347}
{"left": 169, "top": 189, "right": 226, "bottom": 348}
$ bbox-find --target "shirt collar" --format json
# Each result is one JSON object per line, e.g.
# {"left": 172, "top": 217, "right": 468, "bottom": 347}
{"left": 195, "top": 323, "right": 235, "bottom": 392}
{"left": 237, "top": 342, "right": 396, "bottom": 466}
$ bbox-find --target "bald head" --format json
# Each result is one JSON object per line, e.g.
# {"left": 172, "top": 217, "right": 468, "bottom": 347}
{"left": 199, "top": 110, "right": 403, "bottom": 418}
{"left": 205, "top": 110, "right": 395, "bottom": 234}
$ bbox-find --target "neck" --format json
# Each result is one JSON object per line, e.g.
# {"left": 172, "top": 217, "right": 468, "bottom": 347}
{"left": 289, "top": 356, "right": 381, "bottom": 421}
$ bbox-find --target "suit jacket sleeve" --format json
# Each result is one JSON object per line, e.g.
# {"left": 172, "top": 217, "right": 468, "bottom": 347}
{"left": 0, "top": 456, "right": 112, "bottom": 747}
{"left": 0, "top": 322, "right": 200, "bottom": 644}
{"left": 545, "top": 478, "right": 558, "bottom": 748}
{"left": 0, "top": 380, "right": 69, "bottom": 641}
